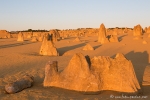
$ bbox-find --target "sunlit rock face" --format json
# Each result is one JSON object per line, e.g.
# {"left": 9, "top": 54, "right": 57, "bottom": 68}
{"left": 0, "top": 30, "right": 9, "bottom": 38}
{"left": 27, "top": 32, "right": 33, "bottom": 38}
{"left": 82, "top": 44, "right": 94, "bottom": 51}
{"left": 31, "top": 36, "right": 38, "bottom": 42}
{"left": 73, "top": 37, "right": 81, "bottom": 42}
{"left": 113, "top": 28, "right": 118, "bottom": 35}
{"left": 17, "top": 32, "right": 24, "bottom": 42}
{"left": 146, "top": 26, "right": 150, "bottom": 34}
{"left": 142, "top": 66, "right": 150, "bottom": 85}
{"left": 109, "top": 35, "right": 119, "bottom": 42}
{"left": 133, "top": 24, "right": 143, "bottom": 37}
{"left": 39, "top": 37, "right": 59, "bottom": 56}
{"left": 49, "top": 30, "right": 60, "bottom": 42}
{"left": 98, "top": 23, "right": 109, "bottom": 44}
{"left": 44, "top": 53, "right": 140, "bottom": 93}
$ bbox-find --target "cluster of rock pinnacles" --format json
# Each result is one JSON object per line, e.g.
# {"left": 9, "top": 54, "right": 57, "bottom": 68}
{"left": 5, "top": 24, "right": 150, "bottom": 94}
{"left": 5, "top": 52, "right": 150, "bottom": 94}
{"left": 44, "top": 53, "right": 140, "bottom": 93}
{"left": 40, "top": 23, "right": 149, "bottom": 93}
{"left": 98, "top": 23, "right": 119, "bottom": 44}
{"left": 0, "top": 30, "right": 12, "bottom": 38}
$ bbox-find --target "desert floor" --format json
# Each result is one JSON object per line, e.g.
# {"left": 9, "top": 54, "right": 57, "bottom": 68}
{"left": 0, "top": 33, "right": 150, "bottom": 100}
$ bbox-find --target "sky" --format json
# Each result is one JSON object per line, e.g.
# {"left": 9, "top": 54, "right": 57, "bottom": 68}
{"left": 0, "top": 0, "right": 150, "bottom": 31}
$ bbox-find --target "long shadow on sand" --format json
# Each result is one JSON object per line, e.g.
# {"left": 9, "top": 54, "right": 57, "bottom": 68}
{"left": 60, "top": 37, "right": 77, "bottom": 40}
{"left": 93, "top": 45, "right": 101, "bottom": 50}
{"left": 58, "top": 42, "right": 88, "bottom": 56}
{"left": 0, "top": 41, "right": 38, "bottom": 49}
{"left": 20, "top": 52, "right": 42, "bottom": 56}
{"left": 118, "top": 34, "right": 127, "bottom": 41}
{"left": 0, "top": 38, "right": 18, "bottom": 42}
{"left": 125, "top": 51, "right": 149, "bottom": 80}
{"left": 125, "top": 51, "right": 150, "bottom": 95}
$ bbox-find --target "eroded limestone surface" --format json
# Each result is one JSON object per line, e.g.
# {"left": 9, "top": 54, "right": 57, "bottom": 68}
{"left": 44, "top": 53, "right": 140, "bottom": 93}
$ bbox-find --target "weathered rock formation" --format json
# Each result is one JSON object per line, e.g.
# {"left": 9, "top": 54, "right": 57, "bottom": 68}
{"left": 44, "top": 53, "right": 140, "bottom": 93}
{"left": 7, "top": 33, "right": 12, "bottom": 38}
{"left": 31, "top": 36, "right": 38, "bottom": 42}
{"left": 43, "top": 33, "right": 50, "bottom": 41}
{"left": 144, "top": 27, "right": 147, "bottom": 33}
{"left": 98, "top": 23, "right": 109, "bottom": 44}
{"left": 123, "top": 27, "right": 128, "bottom": 33}
{"left": 5, "top": 75, "right": 34, "bottom": 94}
{"left": 109, "top": 35, "right": 119, "bottom": 42}
{"left": 17, "top": 32, "right": 24, "bottom": 41}
{"left": 61, "top": 32, "right": 65, "bottom": 39}
{"left": 73, "top": 37, "right": 81, "bottom": 42}
{"left": 91, "top": 53, "right": 140, "bottom": 92}
{"left": 0, "top": 30, "right": 9, "bottom": 38}
{"left": 38, "top": 36, "right": 43, "bottom": 42}
{"left": 142, "top": 66, "right": 150, "bottom": 85}
{"left": 147, "top": 26, "right": 150, "bottom": 34}
{"left": 39, "top": 38, "right": 59, "bottom": 56}
{"left": 49, "top": 30, "right": 60, "bottom": 42}
{"left": 113, "top": 28, "right": 118, "bottom": 35}
{"left": 27, "top": 32, "right": 33, "bottom": 38}
{"left": 82, "top": 44, "right": 94, "bottom": 51}
{"left": 133, "top": 24, "right": 143, "bottom": 37}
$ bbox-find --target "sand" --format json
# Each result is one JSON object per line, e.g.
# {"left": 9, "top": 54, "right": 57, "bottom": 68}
{"left": 0, "top": 31, "right": 150, "bottom": 100}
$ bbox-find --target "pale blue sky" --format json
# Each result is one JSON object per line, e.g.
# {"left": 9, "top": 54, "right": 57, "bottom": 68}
{"left": 0, "top": 0, "right": 150, "bottom": 31}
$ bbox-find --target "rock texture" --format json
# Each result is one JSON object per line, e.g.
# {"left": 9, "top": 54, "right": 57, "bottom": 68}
{"left": 113, "top": 28, "right": 118, "bottom": 35}
{"left": 0, "top": 30, "right": 9, "bottom": 38}
{"left": 144, "top": 27, "right": 147, "bottom": 33}
{"left": 7, "top": 33, "right": 12, "bottom": 38}
{"left": 31, "top": 36, "right": 38, "bottom": 42}
{"left": 38, "top": 36, "right": 43, "bottom": 42}
{"left": 98, "top": 23, "right": 109, "bottom": 44}
{"left": 109, "top": 35, "right": 119, "bottom": 42}
{"left": 146, "top": 26, "right": 150, "bottom": 33}
{"left": 133, "top": 25, "right": 143, "bottom": 40}
{"left": 43, "top": 33, "right": 50, "bottom": 41}
{"left": 82, "top": 44, "right": 94, "bottom": 51}
{"left": 123, "top": 28, "right": 128, "bottom": 33}
{"left": 17, "top": 32, "right": 24, "bottom": 41}
{"left": 91, "top": 53, "right": 140, "bottom": 92}
{"left": 147, "top": 26, "right": 150, "bottom": 38}
{"left": 49, "top": 30, "right": 60, "bottom": 42}
{"left": 142, "top": 66, "right": 150, "bottom": 85}
{"left": 5, "top": 75, "right": 34, "bottom": 94}
{"left": 39, "top": 38, "right": 59, "bottom": 56}
{"left": 44, "top": 53, "right": 140, "bottom": 93}
{"left": 27, "top": 32, "right": 33, "bottom": 38}
{"left": 133, "top": 24, "right": 143, "bottom": 37}
{"left": 73, "top": 37, "right": 81, "bottom": 42}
